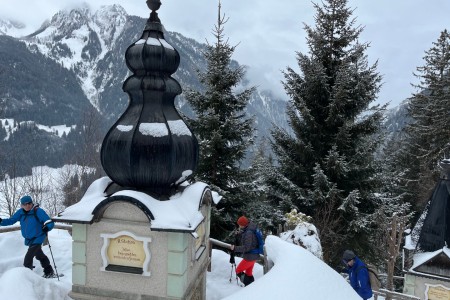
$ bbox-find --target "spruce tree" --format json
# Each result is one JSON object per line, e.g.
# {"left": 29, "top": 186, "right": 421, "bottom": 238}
{"left": 398, "top": 29, "right": 450, "bottom": 211}
{"left": 185, "top": 3, "right": 255, "bottom": 240}
{"left": 270, "top": 0, "right": 384, "bottom": 264}
{"left": 245, "top": 139, "right": 285, "bottom": 231}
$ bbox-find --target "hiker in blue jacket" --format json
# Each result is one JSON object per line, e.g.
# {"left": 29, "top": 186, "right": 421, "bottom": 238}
{"left": 343, "top": 250, "right": 373, "bottom": 300}
{"left": 0, "top": 195, "right": 55, "bottom": 278}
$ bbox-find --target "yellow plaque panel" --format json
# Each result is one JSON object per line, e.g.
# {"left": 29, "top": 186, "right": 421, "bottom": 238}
{"left": 426, "top": 284, "right": 450, "bottom": 300}
{"left": 195, "top": 222, "right": 205, "bottom": 251}
{"left": 107, "top": 235, "right": 146, "bottom": 268}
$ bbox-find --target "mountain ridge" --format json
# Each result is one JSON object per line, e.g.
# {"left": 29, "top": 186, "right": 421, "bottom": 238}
{"left": 0, "top": 4, "right": 289, "bottom": 175}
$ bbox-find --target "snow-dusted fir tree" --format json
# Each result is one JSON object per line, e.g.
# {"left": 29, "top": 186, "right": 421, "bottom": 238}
{"left": 270, "top": 0, "right": 384, "bottom": 264}
{"left": 245, "top": 139, "right": 284, "bottom": 231}
{"left": 399, "top": 30, "right": 450, "bottom": 208}
{"left": 185, "top": 3, "right": 255, "bottom": 239}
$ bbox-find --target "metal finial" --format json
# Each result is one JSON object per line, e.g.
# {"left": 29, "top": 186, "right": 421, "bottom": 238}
{"left": 147, "top": 0, "right": 161, "bottom": 12}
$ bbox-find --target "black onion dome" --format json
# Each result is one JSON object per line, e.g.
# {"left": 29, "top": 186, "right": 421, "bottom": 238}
{"left": 100, "top": 0, "right": 198, "bottom": 196}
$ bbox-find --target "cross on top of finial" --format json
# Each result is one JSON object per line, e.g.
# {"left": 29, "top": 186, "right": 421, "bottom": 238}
{"left": 147, "top": 0, "right": 161, "bottom": 12}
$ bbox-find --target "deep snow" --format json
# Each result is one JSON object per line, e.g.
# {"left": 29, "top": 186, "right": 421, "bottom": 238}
{"left": 0, "top": 229, "right": 364, "bottom": 300}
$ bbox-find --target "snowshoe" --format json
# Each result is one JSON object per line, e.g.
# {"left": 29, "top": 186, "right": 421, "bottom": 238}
{"left": 43, "top": 273, "right": 64, "bottom": 279}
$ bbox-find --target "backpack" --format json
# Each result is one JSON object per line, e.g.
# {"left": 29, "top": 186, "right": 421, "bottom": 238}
{"left": 22, "top": 204, "right": 43, "bottom": 225}
{"left": 22, "top": 204, "right": 49, "bottom": 245}
{"left": 357, "top": 264, "right": 381, "bottom": 291}
{"left": 249, "top": 228, "right": 265, "bottom": 255}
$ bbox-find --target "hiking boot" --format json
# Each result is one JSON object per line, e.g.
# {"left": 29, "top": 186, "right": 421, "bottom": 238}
{"left": 237, "top": 272, "right": 245, "bottom": 284}
{"left": 243, "top": 275, "right": 254, "bottom": 286}
{"left": 43, "top": 265, "right": 54, "bottom": 273}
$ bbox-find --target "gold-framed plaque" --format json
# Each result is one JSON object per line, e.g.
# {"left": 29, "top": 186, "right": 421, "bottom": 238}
{"left": 107, "top": 235, "right": 145, "bottom": 268}
{"left": 425, "top": 283, "right": 450, "bottom": 300}
{"left": 100, "top": 231, "right": 152, "bottom": 276}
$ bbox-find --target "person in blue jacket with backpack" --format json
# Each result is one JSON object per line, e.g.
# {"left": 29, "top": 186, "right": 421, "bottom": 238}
{"left": 0, "top": 195, "right": 55, "bottom": 278}
{"left": 343, "top": 249, "right": 373, "bottom": 300}
{"left": 230, "top": 216, "right": 262, "bottom": 286}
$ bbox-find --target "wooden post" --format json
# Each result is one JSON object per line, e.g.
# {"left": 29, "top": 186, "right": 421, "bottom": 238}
{"left": 385, "top": 214, "right": 407, "bottom": 300}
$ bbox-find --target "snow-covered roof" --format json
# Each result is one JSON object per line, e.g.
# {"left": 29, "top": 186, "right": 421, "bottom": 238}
{"left": 53, "top": 177, "right": 211, "bottom": 232}
{"left": 408, "top": 247, "right": 450, "bottom": 279}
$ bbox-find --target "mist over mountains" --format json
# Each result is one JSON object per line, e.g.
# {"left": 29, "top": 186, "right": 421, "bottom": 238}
{"left": 0, "top": 5, "right": 291, "bottom": 176}
{"left": 0, "top": 4, "right": 404, "bottom": 177}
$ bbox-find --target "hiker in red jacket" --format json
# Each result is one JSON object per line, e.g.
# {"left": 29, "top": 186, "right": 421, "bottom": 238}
{"left": 230, "top": 216, "right": 259, "bottom": 286}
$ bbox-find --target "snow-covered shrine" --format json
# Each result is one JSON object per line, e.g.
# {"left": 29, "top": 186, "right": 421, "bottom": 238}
{"left": 403, "top": 160, "right": 450, "bottom": 300}
{"left": 54, "top": 1, "right": 214, "bottom": 299}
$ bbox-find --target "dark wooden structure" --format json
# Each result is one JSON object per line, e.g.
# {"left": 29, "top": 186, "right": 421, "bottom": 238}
{"left": 403, "top": 159, "right": 450, "bottom": 299}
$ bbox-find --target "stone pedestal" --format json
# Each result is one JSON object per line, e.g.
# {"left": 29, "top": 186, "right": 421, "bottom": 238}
{"left": 55, "top": 178, "right": 211, "bottom": 300}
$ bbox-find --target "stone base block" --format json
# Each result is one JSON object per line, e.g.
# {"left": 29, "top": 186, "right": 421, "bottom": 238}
{"left": 69, "top": 285, "right": 168, "bottom": 300}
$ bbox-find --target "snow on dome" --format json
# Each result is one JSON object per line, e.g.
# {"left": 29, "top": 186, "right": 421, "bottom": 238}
{"left": 53, "top": 177, "right": 209, "bottom": 232}
{"left": 175, "top": 170, "right": 193, "bottom": 184}
{"left": 159, "top": 39, "right": 174, "bottom": 50}
{"left": 117, "top": 125, "right": 133, "bottom": 132}
{"left": 139, "top": 123, "right": 168, "bottom": 137}
{"left": 168, "top": 120, "right": 192, "bottom": 136}
{"left": 146, "top": 37, "right": 160, "bottom": 46}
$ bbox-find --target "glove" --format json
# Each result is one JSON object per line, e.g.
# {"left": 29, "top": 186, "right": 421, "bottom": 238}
{"left": 229, "top": 251, "right": 235, "bottom": 264}
{"left": 42, "top": 225, "right": 49, "bottom": 233}
{"left": 0, "top": 217, "right": 2, "bottom": 223}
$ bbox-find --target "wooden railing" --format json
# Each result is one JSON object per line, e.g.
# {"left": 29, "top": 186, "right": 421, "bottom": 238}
{"left": 0, "top": 223, "right": 72, "bottom": 234}
{"left": 209, "top": 238, "right": 269, "bottom": 273}
{"left": 374, "top": 289, "right": 420, "bottom": 300}
{"left": 340, "top": 272, "right": 417, "bottom": 300}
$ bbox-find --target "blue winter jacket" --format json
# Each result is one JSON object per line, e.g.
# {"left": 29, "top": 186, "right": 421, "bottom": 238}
{"left": 0, "top": 205, "right": 54, "bottom": 246}
{"left": 347, "top": 256, "right": 373, "bottom": 300}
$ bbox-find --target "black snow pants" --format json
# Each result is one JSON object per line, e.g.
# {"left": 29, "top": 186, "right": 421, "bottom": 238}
{"left": 24, "top": 244, "right": 53, "bottom": 275}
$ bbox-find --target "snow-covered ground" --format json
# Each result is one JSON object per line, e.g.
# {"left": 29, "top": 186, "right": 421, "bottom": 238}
{"left": 0, "top": 229, "right": 366, "bottom": 300}
{"left": 0, "top": 229, "right": 72, "bottom": 300}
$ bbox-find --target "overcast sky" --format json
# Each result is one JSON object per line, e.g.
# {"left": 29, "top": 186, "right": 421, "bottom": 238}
{"left": 1, "top": 0, "right": 449, "bottom": 108}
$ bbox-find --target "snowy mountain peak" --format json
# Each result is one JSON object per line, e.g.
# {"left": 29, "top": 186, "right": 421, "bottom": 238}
{"left": 0, "top": 18, "right": 27, "bottom": 37}
{"left": 93, "top": 5, "right": 128, "bottom": 48}
{"left": 95, "top": 4, "right": 127, "bottom": 20}
{"left": 38, "top": 4, "right": 128, "bottom": 49}
{"left": 49, "top": 6, "right": 91, "bottom": 29}
{"left": 16, "top": 4, "right": 131, "bottom": 110}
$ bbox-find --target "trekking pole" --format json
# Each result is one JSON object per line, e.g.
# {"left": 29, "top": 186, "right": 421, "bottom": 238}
{"left": 229, "top": 251, "right": 239, "bottom": 285}
{"left": 233, "top": 264, "right": 239, "bottom": 285}
{"left": 46, "top": 235, "right": 60, "bottom": 281}
{"left": 229, "top": 250, "right": 235, "bottom": 282}
{"left": 229, "top": 263, "right": 234, "bottom": 282}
